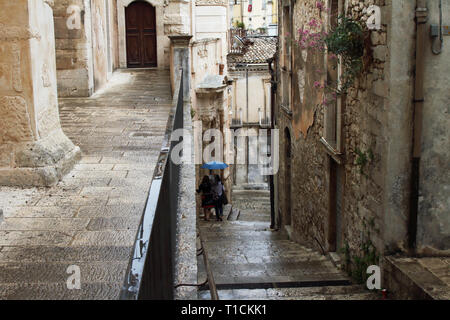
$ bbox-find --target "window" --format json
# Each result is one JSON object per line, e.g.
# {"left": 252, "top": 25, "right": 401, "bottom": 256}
{"left": 321, "top": 0, "right": 343, "bottom": 157}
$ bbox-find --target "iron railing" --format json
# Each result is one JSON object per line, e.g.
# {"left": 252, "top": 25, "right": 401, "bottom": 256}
{"left": 228, "top": 28, "right": 247, "bottom": 54}
{"left": 120, "top": 70, "right": 184, "bottom": 300}
{"left": 259, "top": 108, "right": 271, "bottom": 128}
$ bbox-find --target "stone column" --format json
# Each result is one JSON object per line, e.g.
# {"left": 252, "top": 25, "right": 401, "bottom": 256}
{"left": 169, "top": 35, "right": 192, "bottom": 101}
{"left": 0, "top": 0, "right": 81, "bottom": 187}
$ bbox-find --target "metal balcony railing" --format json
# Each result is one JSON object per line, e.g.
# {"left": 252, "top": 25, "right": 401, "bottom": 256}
{"left": 259, "top": 108, "right": 271, "bottom": 128}
{"left": 228, "top": 28, "right": 247, "bottom": 54}
{"left": 120, "top": 70, "right": 184, "bottom": 300}
{"left": 231, "top": 118, "right": 243, "bottom": 127}
{"left": 230, "top": 108, "right": 243, "bottom": 128}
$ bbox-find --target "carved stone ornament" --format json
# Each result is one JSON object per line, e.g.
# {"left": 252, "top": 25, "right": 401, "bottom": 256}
{"left": 195, "top": 0, "right": 228, "bottom": 6}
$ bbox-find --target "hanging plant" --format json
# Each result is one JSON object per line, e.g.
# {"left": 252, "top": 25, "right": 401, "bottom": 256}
{"left": 297, "top": 15, "right": 367, "bottom": 96}
{"left": 324, "top": 15, "right": 365, "bottom": 94}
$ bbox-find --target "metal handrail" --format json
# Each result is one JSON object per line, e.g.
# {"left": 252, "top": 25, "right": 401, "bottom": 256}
{"left": 198, "top": 231, "right": 219, "bottom": 300}
{"left": 120, "top": 69, "right": 184, "bottom": 300}
{"left": 173, "top": 231, "right": 219, "bottom": 300}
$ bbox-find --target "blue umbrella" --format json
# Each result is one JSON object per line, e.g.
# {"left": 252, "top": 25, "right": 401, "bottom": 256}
{"left": 201, "top": 161, "right": 229, "bottom": 170}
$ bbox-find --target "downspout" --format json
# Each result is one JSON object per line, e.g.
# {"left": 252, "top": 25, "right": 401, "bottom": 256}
{"left": 246, "top": 66, "right": 249, "bottom": 123}
{"left": 241, "top": 0, "right": 244, "bottom": 25}
{"left": 246, "top": 65, "right": 249, "bottom": 184}
{"left": 268, "top": 56, "right": 276, "bottom": 229}
{"left": 409, "top": 0, "right": 428, "bottom": 251}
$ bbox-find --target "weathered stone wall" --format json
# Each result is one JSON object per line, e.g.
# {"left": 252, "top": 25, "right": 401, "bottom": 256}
{"left": 0, "top": 0, "right": 80, "bottom": 186}
{"left": 191, "top": 38, "right": 222, "bottom": 113}
{"left": 416, "top": 0, "right": 450, "bottom": 255}
{"left": 111, "top": 0, "right": 120, "bottom": 69}
{"left": 276, "top": 0, "right": 338, "bottom": 250}
{"left": 195, "top": 0, "right": 229, "bottom": 61}
{"left": 190, "top": 34, "right": 232, "bottom": 211}
{"left": 381, "top": 0, "right": 416, "bottom": 254}
{"left": 275, "top": 0, "right": 415, "bottom": 264}
{"left": 53, "top": 0, "right": 94, "bottom": 97}
{"left": 91, "top": 0, "right": 109, "bottom": 90}
{"left": 276, "top": 0, "right": 449, "bottom": 266}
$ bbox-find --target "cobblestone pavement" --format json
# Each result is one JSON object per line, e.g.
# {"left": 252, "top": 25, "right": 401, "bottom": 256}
{"left": 198, "top": 187, "right": 378, "bottom": 300}
{"left": 0, "top": 69, "right": 172, "bottom": 299}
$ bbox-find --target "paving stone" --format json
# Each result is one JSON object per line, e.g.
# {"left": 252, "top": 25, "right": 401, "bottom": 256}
{"left": 0, "top": 262, "right": 128, "bottom": 284}
{"left": 77, "top": 204, "right": 145, "bottom": 218}
{"left": 0, "top": 282, "right": 122, "bottom": 300}
{"left": 3, "top": 206, "right": 79, "bottom": 218}
{"left": 0, "top": 231, "right": 76, "bottom": 246}
{"left": 0, "top": 69, "right": 172, "bottom": 299}
{"left": 87, "top": 217, "right": 141, "bottom": 231}
{"left": 0, "top": 246, "right": 133, "bottom": 263}
{"left": 36, "top": 195, "right": 109, "bottom": 207}
{"left": 0, "top": 218, "right": 90, "bottom": 231}
{"left": 71, "top": 230, "right": 137, "bottom": 246}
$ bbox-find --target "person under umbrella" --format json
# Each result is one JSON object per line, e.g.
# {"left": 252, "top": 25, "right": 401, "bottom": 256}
{"left": 196, "top": 175, "right": 214, "bottom": 221}
{"left": 212, "top": 175, "right": 225, "bottom": 221}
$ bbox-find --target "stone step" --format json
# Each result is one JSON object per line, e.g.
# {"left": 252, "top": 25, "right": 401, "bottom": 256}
{"left": 199, "top": 260, "right": 340, "bottom": 275}
{"left": 227, "top": 208, "right": 240, "bottom": 221}
{"left": 0, "top": 245, "right": 133, "bottom": 263}
{"left": 204, "top": 251, "right": 329, "bottom": 265}
{"left": 201, "top": 231, "right": 288, "bottom": 242}
{"left": 232, "top": 189, "right": 270, "bottom": 195}
{"left": 199, "top": 220, "right": 272, "bottom": 232}
{"left": 232, "top": 198, "right": 270, "bottom": 204}
{"left": 0, "top": 282, "right": 122, "bottom": 300}
{"left": 238, "top": 215, "right": 271, "bottom": 222}
{"left": 384, "top": 256, "right": 450, "bottom": 300}
{"left": 223, "top": 204, "right": 232, "bottom": 218}
{"left": 0, "top": 261, "right": 127, "bottom": 284}
{"left": 199, "top": 285, "right": 378, "bottom": 300}
{"left": 233, "top": 197, "right": 270, "bottom": 201}
{"left": 201, "top": 273, "right": 351, "bottom": 290}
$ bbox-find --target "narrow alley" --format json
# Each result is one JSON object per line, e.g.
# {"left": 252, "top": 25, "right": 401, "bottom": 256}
{"left": 198, "top": 186, "right": 377, "bottom": 300}
{"left": 0, "top": 70, "right": 172, "bottom": 299}
{"left": 0, "top": 0, "right": 448, "bottom": 304}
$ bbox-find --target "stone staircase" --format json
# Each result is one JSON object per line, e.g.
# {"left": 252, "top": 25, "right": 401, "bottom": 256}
{"left": 197, "top": 186, "right": 379, "bottom": 300}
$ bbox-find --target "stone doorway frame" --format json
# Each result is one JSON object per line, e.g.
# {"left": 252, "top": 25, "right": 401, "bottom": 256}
{"left": 118, "top": 0, "right": 165, "bottom": 69}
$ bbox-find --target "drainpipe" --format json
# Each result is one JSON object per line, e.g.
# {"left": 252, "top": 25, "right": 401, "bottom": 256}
{"left": 268, "top": 56, "right": 276, "bottom": 229}
{"left": 409, "top": 0, "right": 428, "bottom": 251}
{"left": 246, "top": 65, "right": 249, "bottom": 123}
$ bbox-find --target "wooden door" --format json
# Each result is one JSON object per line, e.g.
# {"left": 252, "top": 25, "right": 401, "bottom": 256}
{"left": 126, "top": 1, "right": 157, "bottom": 68}
{"left": 329, "top": 159, "right": 344, "bottom": 252}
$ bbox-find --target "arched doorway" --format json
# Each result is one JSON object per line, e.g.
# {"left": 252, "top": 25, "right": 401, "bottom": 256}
{"left": 284, "top": 128, "right": 292, "bottom": 226}
{"left": 125, "top": 1, "right": 157, "bottom": 68}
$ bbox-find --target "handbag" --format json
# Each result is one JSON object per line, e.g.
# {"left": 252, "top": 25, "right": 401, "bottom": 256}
{"left": 222, "top": 186, "right": 228, "bottom": 205}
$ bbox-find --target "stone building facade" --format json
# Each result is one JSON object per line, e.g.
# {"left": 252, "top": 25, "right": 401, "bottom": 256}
{"left": 1, "top": 0, "right": 232, "bottom": 189}
{"left": 0, "top": 0, "right": 82, "bottom": 186}
{"left": 230, "top": 0, "right": 278, "bottom": 33}
{"left": 228, "top": 36, "right": 277, "bottom": 187}
{"left": 274, "top": 0, "right": 449, "bottom": 285}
